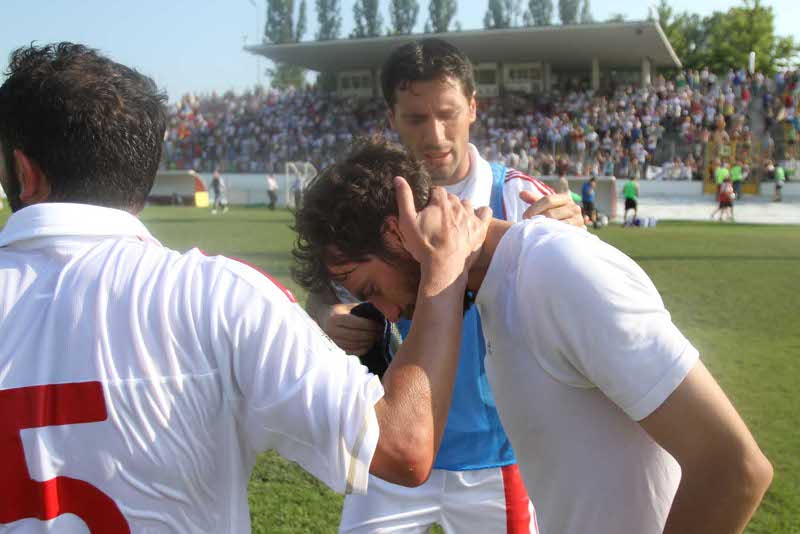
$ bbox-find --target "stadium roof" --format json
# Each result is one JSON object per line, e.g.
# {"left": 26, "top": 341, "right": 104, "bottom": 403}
{"left": 245, "top": 21, "right": 681, "bottom": 73}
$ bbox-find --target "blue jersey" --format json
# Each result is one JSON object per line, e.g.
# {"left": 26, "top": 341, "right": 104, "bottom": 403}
{"left": 581, "top": 181, "right": 595, "bottom": 202}
{"left": 397, "top": 163, "right": 515, "bottom": 470}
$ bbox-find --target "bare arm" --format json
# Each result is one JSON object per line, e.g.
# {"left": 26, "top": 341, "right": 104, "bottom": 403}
{"left": 639, "top": 361, "right": 773, "bottom": 533}
{"left": 368, "top": 178, "right": 491, "bottom": 487}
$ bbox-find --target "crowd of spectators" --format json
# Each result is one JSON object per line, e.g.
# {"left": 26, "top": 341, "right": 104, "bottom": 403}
{"left": 161, "top": 68, "right": 800, "bottom": 180}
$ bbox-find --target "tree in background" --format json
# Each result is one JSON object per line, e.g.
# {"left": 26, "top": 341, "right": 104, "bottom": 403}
{"left": 704, "top": 0, "right": 798, "bottom": 73}
{"left": 352, "top": 0, "right": 383, "bottom": 37}
{"left": 484, "top": 0, "right": 522, "bottom": 29}
{"left": 316, "top": 0, "right": 341, "bottom": 40}
{"left": 606, "top": 13, "right": 626, "bottom": 23}
{"left": 425, "top": 0, "right": 458, "bottom": 33}
{"left": 526, "top": 0, "right": 553, "bottom": 26}
{"left": 656, "top": 0, "right": 799, "bottom": 74}
{"left": 264, "top": 0, "right": 308, "bottom": 89}
{"left": 579, "top": 0, "right": 592, "bottom": 24}
{"left": 315, "top": 0, "right": 341, "bottom": 91}
{"left": 389, "top": 0, "right": 420, "bottom": 34}
{"left": 558, "top": 0, "right": 579, "bottom": 25}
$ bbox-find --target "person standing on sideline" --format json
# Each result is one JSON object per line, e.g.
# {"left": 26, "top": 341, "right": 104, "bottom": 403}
{"left": 715, "top": 160, "right": 730, "bottom": 194}
{"left": 210, "top": 170, "right": 228, "bottom": 214}
{"left": 623, "top": 175, "right": 639, "bottom": 226}
{"left": 305, "top": 38, "right": 584, "bottom": 534}
{"left": 581, "top": 177, "right": 598, "bottom": 227}
{"left": 712, "top": 177, "right": 736, "bottom": 222}
{"left": 730, "top": 161, "right": 744, "bottom": 201}
{"left": 266, "top": 174, "right": 279, "bottom": 210}
{"left": 774, "top": 163, "right": 785, "bottom": 202}
{"left": 0, "top": 42, "right": 492, "bottom": 531}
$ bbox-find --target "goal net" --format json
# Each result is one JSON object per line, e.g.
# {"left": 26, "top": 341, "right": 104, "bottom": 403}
{"left": 284, "top": 161, "right": 318, "bottom": 209}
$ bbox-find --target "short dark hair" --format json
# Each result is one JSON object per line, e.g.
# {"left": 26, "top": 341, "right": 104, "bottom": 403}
{"left": 380, "top": 38, "right": 475, "bottom": 109}
{"left": 0, "top": 42, "right": 167, "bottom": 212}
{"left": 292, "top": 137, "right": 431, "bottom": 294}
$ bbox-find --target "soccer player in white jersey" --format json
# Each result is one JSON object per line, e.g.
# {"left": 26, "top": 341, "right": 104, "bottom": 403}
{"left": 0, "top": 43, "right": 492, "bottom": 532}
{"left": 293, "top": 138, "right": 774, "bottom": 534}
{"left": 306, "top": 39, "right": 582, "bottom": 534}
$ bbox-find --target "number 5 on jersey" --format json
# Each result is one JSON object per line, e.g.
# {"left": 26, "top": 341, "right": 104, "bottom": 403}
{"left": 0, "top": 381, "right": 130, "bottom": 532}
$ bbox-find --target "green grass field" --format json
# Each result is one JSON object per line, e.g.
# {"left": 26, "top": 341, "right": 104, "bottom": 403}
{"left": 1, "top": 206, "right": 798, "bottom": 532}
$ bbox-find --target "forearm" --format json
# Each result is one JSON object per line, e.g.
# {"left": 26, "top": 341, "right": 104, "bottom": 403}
{"left": 372, "top": 267, "right": 467, "bottom": 485}
{"left": 663, "top": 453, "right": 772, "bottom": 534}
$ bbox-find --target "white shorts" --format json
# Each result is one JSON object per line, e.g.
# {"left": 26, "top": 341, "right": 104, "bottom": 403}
{"left": 340, "top": 465, "right": 538, "bottom": 533}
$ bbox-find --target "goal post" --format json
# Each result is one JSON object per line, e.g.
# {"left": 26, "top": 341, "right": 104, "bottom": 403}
{"left": 284, "top": 161, "right": 318, "bottom": 209}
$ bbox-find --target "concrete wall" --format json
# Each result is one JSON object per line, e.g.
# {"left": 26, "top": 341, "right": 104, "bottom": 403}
{"left": 615, "top": 180, "right": 703, "bottom": 197}
{"left": 758, "top": 181, "right": 800, "bottom": 200}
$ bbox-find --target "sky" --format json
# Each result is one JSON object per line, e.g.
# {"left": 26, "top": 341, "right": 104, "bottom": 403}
{"left": 1, "top": 0, "right": 799, "bottom": 102}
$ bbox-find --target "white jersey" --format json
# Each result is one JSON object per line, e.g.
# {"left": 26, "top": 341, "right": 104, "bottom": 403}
{"left": 476, "top": 218, "right": 699, "bottom": 534}
{"left": 0, "top": 203, "right": 382, "bottom": 532}
{"left": 444, "top": 144, "right": 553, "bottom": 221}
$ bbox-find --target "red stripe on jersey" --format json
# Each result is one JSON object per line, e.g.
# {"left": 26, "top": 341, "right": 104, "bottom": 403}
{"left": 197, "top": 249, "right": 297, "bottom": 303}
{"left": 502, "top": 464, "right": 535, "bottom": 533}
{"left": 505, "top": 170, "right": 555, "bottom": 197}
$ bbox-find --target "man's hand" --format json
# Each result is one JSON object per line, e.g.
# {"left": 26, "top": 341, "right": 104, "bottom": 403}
{"left": 520, "top": 191, "right": 585, "bottom": 228}
{"left": 320, "top": 303, "right": 382, "bottom": 356}
{"left": 394, "top": 176, "right": 492, "bottom": 281}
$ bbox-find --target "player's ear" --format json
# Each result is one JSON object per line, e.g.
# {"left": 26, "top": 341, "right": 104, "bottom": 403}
{"left": 387, "top": 109, "right": 397, "bottom": 131}
{"left": 382, "top": 216, "right": 404, "bottom": 250}
{"left": 469, "top": 92, "right": 477, "bottom": 125}
{"left": 15, "top": 149, "right": 51, "bottom": 206}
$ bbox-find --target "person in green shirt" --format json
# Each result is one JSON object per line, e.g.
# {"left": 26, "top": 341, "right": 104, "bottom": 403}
{"left": 731, "top": 161, "right": 744, "bottom": 200}
{"left": 623, "top": 175, "right": 639, "bottom": 226}
{"left": 774, "top": 165, "right": 785, "bottom": 202}
{"left": 715, "top": 160, "right": 730, "bottom": 192}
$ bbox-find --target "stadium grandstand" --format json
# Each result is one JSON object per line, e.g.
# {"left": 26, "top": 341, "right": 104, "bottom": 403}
{"left": 158, "top": 22, "right": 799, "bottom": 218}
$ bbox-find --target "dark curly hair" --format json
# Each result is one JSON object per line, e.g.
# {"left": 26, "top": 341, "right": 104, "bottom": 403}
{"left": 292, "top": 137, "right": 432, "bottom": 294}
{"left": 0, "top": 42, "right": 167, "bottom": 212}
{"left": 381, "top": 38, "right": 476, "bottom": 109}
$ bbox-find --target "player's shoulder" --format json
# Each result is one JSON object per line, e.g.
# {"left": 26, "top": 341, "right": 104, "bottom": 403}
{"left": 176, "top": 248, "right": 298, "bottom": 304}
{"left": 502, "top": 168, "right": 555, "bottom": 195}
{"left": 505, "top": 218, "right": 602, "bottom": 277}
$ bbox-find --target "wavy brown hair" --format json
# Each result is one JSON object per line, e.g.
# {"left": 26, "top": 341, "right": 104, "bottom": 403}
{"left": 292, "top": 137, "right": 432, "bottom": 294}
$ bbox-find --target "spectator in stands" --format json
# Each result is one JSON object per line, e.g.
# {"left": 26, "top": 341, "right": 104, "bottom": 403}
{"left": 160, "top": 65, "right": 773, "bottom": 181}
{"left": 266, "top": 174, "right": 279, "bottom": 210}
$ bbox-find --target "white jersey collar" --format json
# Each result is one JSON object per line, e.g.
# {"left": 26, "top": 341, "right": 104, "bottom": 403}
{"left": 0, "top": 203, "right": 159, "bottom": 247}
{"left": 442, "top": 144, "right": 494, "bottom": 207}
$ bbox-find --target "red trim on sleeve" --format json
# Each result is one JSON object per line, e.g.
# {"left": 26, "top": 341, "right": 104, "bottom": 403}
{"left": 197, "top": 249, "right": 297, "bottom": 303}
{"left": 504, "top": 169, "right": 555, "bottom": 196}
{"left": 502, "top": 464, "right": 536, "bottom": 533}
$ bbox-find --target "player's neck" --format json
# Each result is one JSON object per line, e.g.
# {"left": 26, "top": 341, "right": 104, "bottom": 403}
{"left": 467, "top": 219, "right": 513, "bottom": 294}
